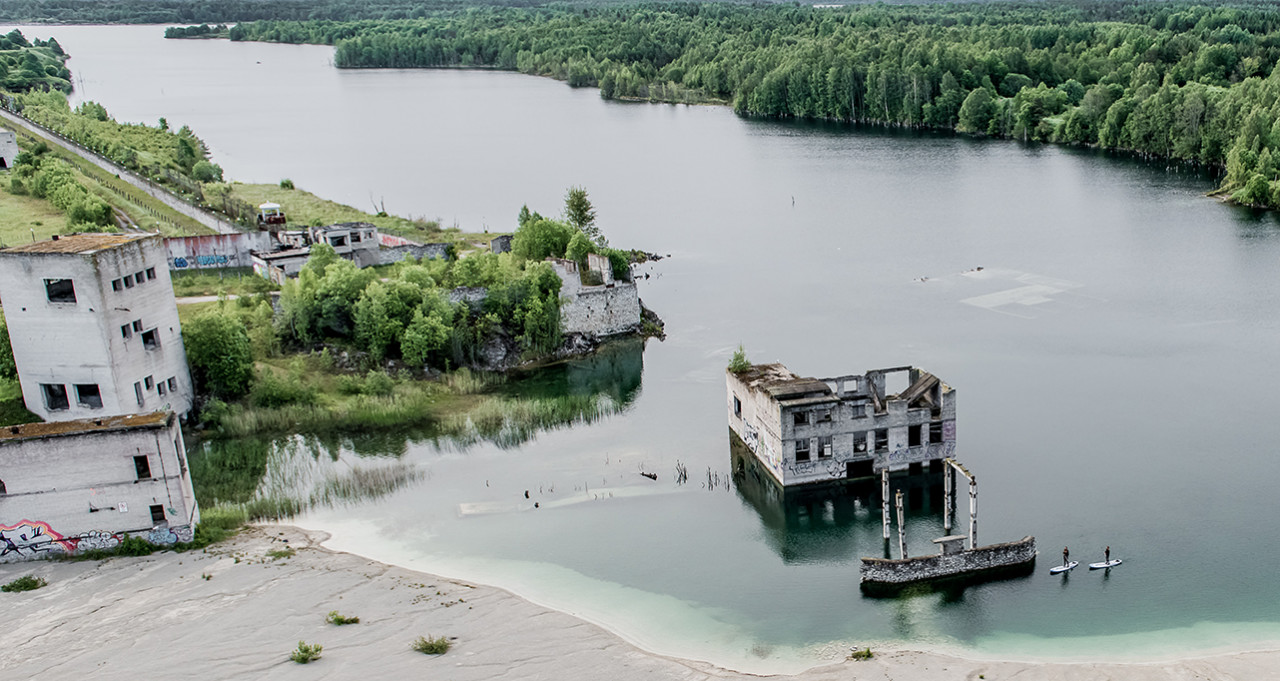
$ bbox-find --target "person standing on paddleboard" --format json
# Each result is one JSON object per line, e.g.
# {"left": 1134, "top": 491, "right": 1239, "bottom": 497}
{"left": 1063, "top": 546, "right": 1069, "bottom": 566}
{"left": 1105, "top": 546, "right": 1110, "bottom": 563}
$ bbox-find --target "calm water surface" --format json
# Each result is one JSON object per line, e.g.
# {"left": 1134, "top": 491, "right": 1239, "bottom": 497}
{"left": 12, "top": 24, "right": 1280, "bottom": 671}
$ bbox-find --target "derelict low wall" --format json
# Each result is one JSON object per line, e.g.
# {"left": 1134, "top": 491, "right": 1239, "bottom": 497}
{"left": 860, "top": 536, "right": 1037, "bottom": 585}
{"left": 561, "top": 282, "right": 641, "bottom": 337}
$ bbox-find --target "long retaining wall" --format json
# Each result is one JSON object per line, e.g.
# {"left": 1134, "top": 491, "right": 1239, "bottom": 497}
{"left": 860, "top": 536, "right": 1037, "bottom": 587}
{"left": 165, "top": 233, "right": 274, "bottom": 270}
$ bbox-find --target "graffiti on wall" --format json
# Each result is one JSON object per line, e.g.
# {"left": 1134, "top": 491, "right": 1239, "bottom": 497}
{"left": 172, "top": 254, "right": 231, "bottom": 269}
{"left": 0, "top": 519, "right": 194, "bottom": 562}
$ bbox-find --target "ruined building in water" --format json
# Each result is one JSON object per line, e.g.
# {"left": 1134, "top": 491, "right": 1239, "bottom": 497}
{"left": 726, "top": 363, "right": 955, "bottom": 487}
{"left": 0, "top": 234, "right": 194, "bottom": 422}
{"left": 547, "top": 253, "right": 641, "bottom": 337}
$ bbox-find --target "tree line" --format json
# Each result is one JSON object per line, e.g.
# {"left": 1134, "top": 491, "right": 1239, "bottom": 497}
{"left": 0, "top": 30, "right": 70, "bottom": 93}
{"left": 226, "top": 1, "right": 1280, "bottom": 208}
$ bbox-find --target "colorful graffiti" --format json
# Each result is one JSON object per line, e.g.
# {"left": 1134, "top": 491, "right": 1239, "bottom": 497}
{"left": 0, "top": 520, "right": 71, "bottom": 558}
{"left": 147, "top": 525, "right": 193, "bottom": 545}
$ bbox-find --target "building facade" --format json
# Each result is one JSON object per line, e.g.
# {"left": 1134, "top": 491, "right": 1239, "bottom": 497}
{"left": 548, "top": 254, "right": 641, "bottom": 337}
{"left": 0, "top": 412, "right": 199, "bottom": 562}
{"left": 726, "top": 363, "right": 956, "bottom": 487}
{"left": 0, "top": 128, "right": 17, "bottom": 169}
{"left": 0, "top": 234, "right": 194, "bottom": 422}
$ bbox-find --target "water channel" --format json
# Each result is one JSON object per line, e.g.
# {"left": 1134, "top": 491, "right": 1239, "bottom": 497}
{"left": 10, "top": 23, "right": 1280, "bottom": 672}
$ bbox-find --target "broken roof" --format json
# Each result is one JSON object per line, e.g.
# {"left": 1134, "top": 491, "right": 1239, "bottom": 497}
{"left": 1, "top": 233, "right": 149, "bottom": 255}
{"left": 0, "top": 411, "right": 172, "bottom": 443}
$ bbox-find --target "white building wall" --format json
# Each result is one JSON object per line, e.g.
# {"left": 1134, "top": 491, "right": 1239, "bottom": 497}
{"left": 0, "top": 235, "right": 193, "bottom": 422}
{"left": 0, "top": 413, "right": 199, "bottom": 562}
{"left": 0, "top": 129, "right": 17, "bottom": 169}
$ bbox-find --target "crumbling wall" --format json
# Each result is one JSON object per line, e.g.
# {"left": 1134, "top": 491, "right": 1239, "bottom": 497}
{"left": 860, "top": 536, "right": 1037, "bottom": 585}
{"left": 165, "top": 233, "right": 274, "bottom": 270}
{"left": 378, "top": 242, "right": 451, "bottom": 265}
{"left": 560, "top": 283, "right": 641, "bottom": 337}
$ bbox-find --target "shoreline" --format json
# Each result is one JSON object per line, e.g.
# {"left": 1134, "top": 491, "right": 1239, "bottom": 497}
{"left": 5, "top": 524, "right": 1278, "bottom": 680}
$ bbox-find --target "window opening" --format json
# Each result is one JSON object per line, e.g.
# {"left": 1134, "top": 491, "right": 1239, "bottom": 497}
{"left": 123, "top": 274, "right": 134, "bottom": 289}
{"left": 795, "top": 438, "right": 811, "bottom": 462}
{"left": 793, "top": 411, "right": 808, "bottom": 426}
{"left": 166, "top": 377, "right": 177, "bottom": 392}
{"left": 112, "top": 279, "right": 122, "bottom": 291}
{"left": 42, "top": 383, "right": 69, "bottom": 410}
{"left": 134, "top": 381, "right": 144, "bottom": 406}
{"left": 75, "top": 384, "right": 103, "bottom": 409}
{"left": 875, "top": 428, "right": 889, "bottom": 452}
{"left": 929, "top": 421, "right": 944, "bottom": 444}
{"left": 134, "top": 455, "right": 152, "bottom": 480}
{"left": 145, "top": 267, "right": 156, "bottom": 281}
{"left": 132, "top": 320, "right": 143, "bottom": 333}
{"left": 157, "top": 381, "right": 166, "bottom": 396}
{"left": 818, "top": 409, "right": 832, "bottom": 423}
{"left": 135, "top": 271, "right": 145, "bottom": 285}
{"left": 150, "top": 504, "right": 166, "bottom": 524}
{"left": 818, "top": 435, "right": 833, "bottom": 459}
{"left": 121, "top": 324, "right": 132, "bottom": 340}
{"left": 733, "top": 396, "right": 741, "bottom": 417}
{"left": 0, "top": 479, "right": 6, "bottom": 494}
{"left": 144, "top": 376, "right": 154, "bottom": 391}
{"left": 909, "top": 424, "right": 922, "bottom": 447}
{"left": 44, "top": 279, "right": 76, "bottom": 303}
{"left": 141, "top": 329, "right": 159, "bottom": 350}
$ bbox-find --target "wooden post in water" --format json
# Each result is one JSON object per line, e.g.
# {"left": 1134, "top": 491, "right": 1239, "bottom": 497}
{"left": 881, "top": 468, "right": 891, "bottom": 541}
{"left": 895, "top": 489, "right": 907, "bottom": 560}
{"left": 943, "top": 460, "right": 953, "bottom": 532}
{"left": 969, "top": 475, "right": 978, "bottom": 550}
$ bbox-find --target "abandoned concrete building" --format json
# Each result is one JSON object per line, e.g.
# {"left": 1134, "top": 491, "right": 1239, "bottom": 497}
{"left": 726, "top": 363, "right": 956, "bottom": 487}
{"left": 548, "top": 253, "right": 641, "bottom": 337}
{"left": 0, "top": 234, "right": 194, "bottom": 422}
{"left": 0, "top": 412, "right": 200, "bottom": 562}
{"left": 0, "top": 128, "right": 17, "bottom": 169}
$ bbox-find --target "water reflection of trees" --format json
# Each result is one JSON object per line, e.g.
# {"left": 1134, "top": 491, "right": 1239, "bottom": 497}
{"left": 190, "top": 338, "right": 647, "bottom": 513}
{"left": 729, "top": 434, "right": 943, "bottom": 564}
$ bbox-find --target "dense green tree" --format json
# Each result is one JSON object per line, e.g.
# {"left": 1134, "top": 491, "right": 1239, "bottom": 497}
{"left": 564, "top": 186, "right": 603, "bottom": 246}
{"left": 183, "top": 311, "right": 254, "bottom": 398}
{"left": 512, "top": 217, "right": 573, "bottom": 262}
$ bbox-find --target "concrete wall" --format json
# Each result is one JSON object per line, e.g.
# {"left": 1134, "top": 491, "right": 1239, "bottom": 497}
{"left": 727, "top": 371, "right": 786, "bottom": 485}
{"left": 0, "top": 414, "right": 199, "bottom": 562}
{"left": 165, "top": 232, "right": 274, "bottom": 271}
{"left": 549, "top": 259, "right": 641, "bottom": 337}
{"left": 378, "top": 242, "right": 452, "bottom": 265}
{"left": 0, "top": 129, "right": 16, "bottom": 169}
{"left": 0, "top": 236, "right": 194, "bottom": 421}
{"left": 860, "top": 536, "right": 1037, "bottom": 586}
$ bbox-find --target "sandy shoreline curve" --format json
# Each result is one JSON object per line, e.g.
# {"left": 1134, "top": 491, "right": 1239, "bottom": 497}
{"left": 1, "top": 524, "right": 1277, "bottom": 680}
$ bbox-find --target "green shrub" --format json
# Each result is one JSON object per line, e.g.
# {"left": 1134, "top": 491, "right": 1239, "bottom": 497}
{"left": 184, "top": 311, "right": 255, "bottom": 398}
{"left": 116, "top": 535, "right": 157, "bottom": 556}
{"left": 1, "top": 575, "right": 47, "bottom": 592}
{"left": 411, "top": 635, "right": 451, "bottom": 655}
{"left": 290, "top": 640, "right": 323, "bottom": 664}
{"left": 849, "top": 647, "right": 874, "bottom": 661}
{"left": 361, "top": 370, "right": 395, "bottom": 396}
{"left": 326, "top": 610, "right": 360, "bottom": 625}
{"left": 266, "top": 546, "right": 296, "bottom": 560}
{"left": 727, "top": 345, "right": 751, "bottom": 373}
{"left": 250, "top": 372, "right": 317, "bottom": 408}
{"left": 279, "top": 178, "right": 295, "bottom": 189}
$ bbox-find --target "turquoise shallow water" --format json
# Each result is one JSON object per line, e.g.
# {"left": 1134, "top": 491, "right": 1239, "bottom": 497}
{"left": 14, "top": 23, "right": 1280, "bottom": 668}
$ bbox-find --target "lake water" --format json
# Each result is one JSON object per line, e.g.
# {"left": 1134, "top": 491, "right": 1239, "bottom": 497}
{"left": 11, "top": 23, "right": 1280, "bottom": 673}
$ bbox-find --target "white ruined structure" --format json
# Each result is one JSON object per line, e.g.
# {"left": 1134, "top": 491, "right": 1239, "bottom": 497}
{"left": 0, "top": 412, "right": 199, "bottom": 562}
{"left": 0, "top": 234, "right": 194, "bottom": 422}
{"left": 726, "top": 362, "right": 956, "bottom": 487}
{"left": 548, "top": 253, "right": 641, "bottom": 337}
{"left": 0, "top": 128, "right": 17, "bottom": 169}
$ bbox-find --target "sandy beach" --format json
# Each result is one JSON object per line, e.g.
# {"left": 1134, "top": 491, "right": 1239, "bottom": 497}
{"left": 1, "top": 524, "right": 1277, "bottom": 680}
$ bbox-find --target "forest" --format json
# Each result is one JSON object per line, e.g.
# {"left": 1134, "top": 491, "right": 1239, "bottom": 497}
{"left": 0, "top": 29, "right": 71, "bottom": 93}
{"left": 221, "top": 1, "right": 1280, "bottom": 209}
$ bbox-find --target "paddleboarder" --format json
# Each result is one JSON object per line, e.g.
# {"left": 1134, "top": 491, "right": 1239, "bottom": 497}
{"left": 1105, "top": 546, "right": 1110, "bottom": 563}
{"left": 1063, "top": 546, "right": 1069, "bottom": 566}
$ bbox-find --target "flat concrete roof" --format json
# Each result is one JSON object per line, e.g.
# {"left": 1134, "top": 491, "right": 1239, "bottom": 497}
{"left": 0, "top": 411, "right": 171, "bottom": 442}
{"left": 1, "top": 233, "right": 149, "bottom": 255}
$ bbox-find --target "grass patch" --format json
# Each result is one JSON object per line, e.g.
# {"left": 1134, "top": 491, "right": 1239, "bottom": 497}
{"left": 0, "top": 377, "right": 39, "bottom": 427}
{"left": 410, "top": 635, "right": 451, "bottom": 655}
{"left": 1, "top": 575, "right": 47, "bottom": 592}
{"left": 171, "top": 267, "right": 278, "bottom": 298}
{"left": 266, "top": 546, "right": 296, "bottom": 560}
{"left": 849, "top": 647, "right": 874, "bottom": 661}
{"left": 326, "top": 610, "right": 360, "bottom": 625}
{"left": 0, "top": 180, "right": 67, "bottom": 246}
{"left": 290, "top": 641, "right": 323, "bottom": 664}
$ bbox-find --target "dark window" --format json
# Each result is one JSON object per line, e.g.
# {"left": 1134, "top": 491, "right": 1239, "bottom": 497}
{"left": 331, "top": 236, "right": 347, "bottom": 247}
{"left": 132, "top": 320, "right": 143, "bottom": 333}
{"left": 123, "top": 274, "right": 134, "bottom": 289}
{"left": 134, "top": 381, "right": 144, "bottom": 406}
{"left": 167, "top": 377, "right": 177, "bottom": 392}
{"left": 44, "top": 278, "right": 76, "bottom": 303}
{"left": 733, "top": 396, "right": 741, "bottom": 417}
{"left": 121, "top": 324, "right": 132, "bottom": 339}
{"left": 157, "top": 380, "right": 166, "bottom": 396}
{"left": 0, "top": 479, "right": 5, "bottom": 494}
{"left": 75, "top": 384, "right": 103, "bottom": 409}
{"left": 350, "top": 232, "right": 361, "bottom": 243}
{"left": 42, "top": 383, "right": 69, "bottom": 410}
{"left": 818, "top": 409, "right": 832, "bottom": 423}
{"left": 112, "top": 279, "right": 122, "bottom": 291}
{"left": 795, "top": 438, "right": 810, "bottom": 462}
{"left": 853, "top": 431, "right": 868, "bottom": 452}
{"left": 150, "top": 504, "right": 166, "bottom": 524}
{"left": 145, "top": 267, "right": 156, "bottom": 281}
{"left": 909, "top": 424, "right": 922, "bottom": 447}
{"left": 144, "top": 376, "right": 154, "bottom": 391}
{"left": 134, "top": 455, "right": 152, "bottom": 480}
{"left": 930, "top": 421, "right": 944, "bottom": 444}
{"left": 818, "top": 435, "right": 833, "bottom": 459}
{"left": 141, "top": 329, "right": 159, "bottom": 350}
{"left": 875, "top": 428, "right": 889, "bottom": 452}
{"left": 793, "top": 411, "right": 808, "bottom": 426}
{"left": 135, "top": 271, "right": 145, "bottom": 285}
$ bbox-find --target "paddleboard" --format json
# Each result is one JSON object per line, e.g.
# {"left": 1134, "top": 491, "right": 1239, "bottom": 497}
{"left": 1050, "top": 561, "right": 1078, "bottom": 574}
{"left": 1088, "top": 559, "right": 1122, "bottom": 570}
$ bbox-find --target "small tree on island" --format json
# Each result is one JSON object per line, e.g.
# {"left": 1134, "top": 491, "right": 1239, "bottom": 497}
{"left": 727, "top": 345, "right": 751, "bottom": 373}
{"left": 564, "top": 186, "right": 605, "bottom": 247}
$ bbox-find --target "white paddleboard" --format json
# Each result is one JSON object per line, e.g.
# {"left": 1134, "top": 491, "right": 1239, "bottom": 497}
{"left": 1050, "top": 561, "right": 1078, "bottom": 574}
{"left": 1088, "top": 559, "right": 1122, "bottom": 570}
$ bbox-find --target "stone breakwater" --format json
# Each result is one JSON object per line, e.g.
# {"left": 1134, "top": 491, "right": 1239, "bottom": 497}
{"left": 860, "top": 536, "right": 1037, "bottom": 588}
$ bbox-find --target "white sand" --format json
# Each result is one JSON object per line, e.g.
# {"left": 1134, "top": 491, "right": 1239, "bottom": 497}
{"left": 1, "top": 525, "right": 1276, "bottom": 680}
